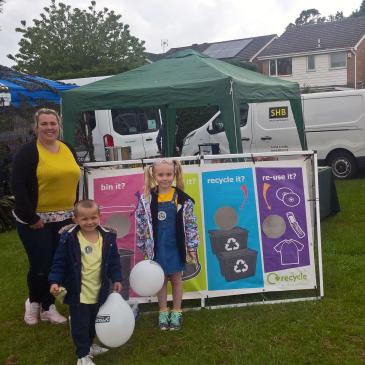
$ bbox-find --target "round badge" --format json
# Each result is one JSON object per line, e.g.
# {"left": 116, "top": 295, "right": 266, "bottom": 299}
{"left": 85, "top": 245, "right": 93, "bottom": 254}
{"left": 158, "top": 211, "right": 167, "bottom": 221}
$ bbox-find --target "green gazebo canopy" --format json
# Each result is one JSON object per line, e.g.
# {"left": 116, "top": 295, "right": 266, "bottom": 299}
{"left": 62, "top": 49, "right": 306, "bottom": 155}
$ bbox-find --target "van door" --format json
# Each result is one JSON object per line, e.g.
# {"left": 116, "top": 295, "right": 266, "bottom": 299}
{"left": 206, "top": 104, "right": 253, "bottom": 154}
{"left": 239, "top": 104, "right": 253, "bottom": 153}
{"left": 252, "top": 101, "right": 300, "bottom": 153}
{"left": 110, "top": 109, "right": 144, "bottom": 159}
{"left": 139, "top": 109, "right": 161, "bottom": 157}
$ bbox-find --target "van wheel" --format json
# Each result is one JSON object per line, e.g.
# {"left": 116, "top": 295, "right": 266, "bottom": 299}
{"left": 328, "top": 151, "right": 358, "bottom": 179}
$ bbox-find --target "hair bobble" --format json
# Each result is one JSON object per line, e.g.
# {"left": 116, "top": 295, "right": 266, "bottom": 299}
{"left": 148, "top": 165, "right": 153, "bottom": 175}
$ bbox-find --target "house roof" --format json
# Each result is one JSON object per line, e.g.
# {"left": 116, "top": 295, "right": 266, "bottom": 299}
{"left": 259, "top": 16, "right": 365, "bottom": 58}
{"left": 146, "top": 34, "right": 276, "bottom": 62}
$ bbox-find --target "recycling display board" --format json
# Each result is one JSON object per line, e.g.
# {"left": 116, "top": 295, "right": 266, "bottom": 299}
{"left": 86, "top": 157, "right": 317, "bottom": 303}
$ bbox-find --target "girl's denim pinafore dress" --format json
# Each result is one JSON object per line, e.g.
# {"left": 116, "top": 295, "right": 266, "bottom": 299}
{"left": 155, "top": 190, "right": 184, "bottom": 275}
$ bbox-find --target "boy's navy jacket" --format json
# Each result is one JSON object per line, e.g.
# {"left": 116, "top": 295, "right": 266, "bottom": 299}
{"left": 49, "top": 224, "right": 122, "bottom": 306}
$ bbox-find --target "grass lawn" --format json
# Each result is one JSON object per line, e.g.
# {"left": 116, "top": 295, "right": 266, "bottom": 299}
{"left": 0, "top": 177, "right": 364, "bottom": 365}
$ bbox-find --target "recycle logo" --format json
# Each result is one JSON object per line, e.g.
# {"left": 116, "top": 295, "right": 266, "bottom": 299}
{"left": 234, "top": 259, "right": 249, "bottom": 273}
{"left": 225, "top": 237, "right": 240, "bottom": 251}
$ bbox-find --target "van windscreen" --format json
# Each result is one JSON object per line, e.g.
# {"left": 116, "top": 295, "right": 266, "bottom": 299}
{"left": 111, "top": 109, "right": 161, "bottom": 135}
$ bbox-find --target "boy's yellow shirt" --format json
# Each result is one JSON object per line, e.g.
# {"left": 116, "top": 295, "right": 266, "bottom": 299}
{"left": 77, "top": 231, "right": 103, "bottom": 304}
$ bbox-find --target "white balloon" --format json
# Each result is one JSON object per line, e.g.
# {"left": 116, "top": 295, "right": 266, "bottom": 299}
{"left": 95, "top": 293, "right": 135, "bottom": 348}
{"left": 129, "top": 260, "right": 165, "bottom": 296}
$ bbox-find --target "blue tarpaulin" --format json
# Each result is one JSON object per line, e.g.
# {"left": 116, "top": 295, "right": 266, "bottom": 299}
{"left": 0, "top": 66, "right": 77, "bottom": 107}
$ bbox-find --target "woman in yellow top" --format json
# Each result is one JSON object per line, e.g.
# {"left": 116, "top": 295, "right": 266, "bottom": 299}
{"left": 11, "top": 108, "right": 80, "bottom": 326}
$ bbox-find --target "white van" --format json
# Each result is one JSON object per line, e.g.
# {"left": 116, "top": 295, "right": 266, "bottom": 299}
{"left": 71, "top": 107, "right": 161, "bottom": 162}
{"left": 88, "top": 108, "right": 161, "bottom": 160}
{"left": 182, "top": 89, "right": 365, "bottom": 179}
{"left": 60, "top": 77, "right": 161, "bottom": 161}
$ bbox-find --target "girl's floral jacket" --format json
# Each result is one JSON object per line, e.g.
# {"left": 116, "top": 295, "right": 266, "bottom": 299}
{"left": 135, "top": 186, "right": 199, "bottom": 262}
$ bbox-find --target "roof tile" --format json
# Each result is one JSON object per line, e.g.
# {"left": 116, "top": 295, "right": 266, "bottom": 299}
{"left": 149, "top": 35, "right": 276, "bottom": 62}
{"left": 259, "top": 16, "right": 365, "bottom": 57}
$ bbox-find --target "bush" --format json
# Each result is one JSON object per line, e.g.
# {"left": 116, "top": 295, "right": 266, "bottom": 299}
{"left": 0, "top": 195, "right": 15, "bottom": 232}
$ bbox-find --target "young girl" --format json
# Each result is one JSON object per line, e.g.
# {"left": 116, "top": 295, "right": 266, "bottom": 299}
{"left": 135, "top": 159, "right": 199, "bottom": 330}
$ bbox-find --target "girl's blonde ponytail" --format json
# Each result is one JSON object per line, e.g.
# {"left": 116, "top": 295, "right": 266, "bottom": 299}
{"left": 143, "top": 165, "right": 155, "bottom": 198}
{"left": 174, "top": 160, "right": 185, "bottom": 191}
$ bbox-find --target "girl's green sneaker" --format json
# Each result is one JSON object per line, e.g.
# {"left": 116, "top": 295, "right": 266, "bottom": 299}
{"left": 170, "top": 311, "right": 183, "bottom": 330}
{"left": 158, "top": 310, "right": 170, "bottom": 331}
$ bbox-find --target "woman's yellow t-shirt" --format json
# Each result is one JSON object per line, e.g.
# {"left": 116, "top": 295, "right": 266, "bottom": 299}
{"left": 36, "top": 141, "right": 80, "bottom": 212}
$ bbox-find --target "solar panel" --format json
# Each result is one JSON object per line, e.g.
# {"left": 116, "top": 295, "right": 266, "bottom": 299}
{"left": 203, "top": 39, "right": 253, "bottom": 58}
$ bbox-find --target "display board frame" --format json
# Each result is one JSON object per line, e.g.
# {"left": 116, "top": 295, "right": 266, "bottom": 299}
{"left": 82, "top": 151, "right": 323, "bottom": 309}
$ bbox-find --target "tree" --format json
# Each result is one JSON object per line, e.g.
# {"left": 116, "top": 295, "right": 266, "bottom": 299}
{"left": 294, "top": 9, "right": 326, "bottom": 25}
{"left": 7, "top": 0, "right": 146, "bottom": 79}
{"left": 327, "top": 11, "right": 344, "bottom": 22}
{"left": 287, "top": 8, "right": 345, "bottom": 29}
{"left": 351, "top": 0, "right": 365, "bottom": 17}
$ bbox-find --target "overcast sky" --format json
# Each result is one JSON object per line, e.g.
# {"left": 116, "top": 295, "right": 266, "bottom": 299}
{"left": 0, "top": 0, "right": 362, "bottom": 67}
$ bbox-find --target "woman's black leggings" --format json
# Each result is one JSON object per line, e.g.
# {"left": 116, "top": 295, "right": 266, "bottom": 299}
{"left": 16, "top": 219, "right": 72, "bottom": 310}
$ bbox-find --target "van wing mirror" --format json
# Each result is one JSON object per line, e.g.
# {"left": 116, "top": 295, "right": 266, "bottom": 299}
{"left": 208, "top": 118, "right": 224, "bottom": 134}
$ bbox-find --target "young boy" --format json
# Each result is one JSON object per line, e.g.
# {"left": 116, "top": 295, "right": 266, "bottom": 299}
{"left": 49, "top": 199, "right": 122, "bottom": 365}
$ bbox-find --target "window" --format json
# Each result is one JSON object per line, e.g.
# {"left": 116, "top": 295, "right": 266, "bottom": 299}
{"left": 112, "top": 111, "right": 139, "bottom": 135}
{"left": 111, "top": 109, "right": 161, "bottom": 136}
{"left": 277, "top": 58, "right": 292, "bottom": 75}
{"left": 330, "top": 52, "right": 346, "bottom": 68}
{"left": 307, "top": 55, "right": 315, "bottom": 71}
{"left": 209, "top": 104, "right": 249, "bottom": 134}
{"left": 212, "top": 117, "right": 224, "bottom": 133}
{"left": 269, "top": 58, "right": 292, "bottom": 76}
{"left": 139, "top": 109, "right": 161, "bottom": 133}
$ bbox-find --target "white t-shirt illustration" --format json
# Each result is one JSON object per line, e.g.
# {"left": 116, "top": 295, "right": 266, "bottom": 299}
{"left": 274, "top": 239, "right": 304, "bottom": 265}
